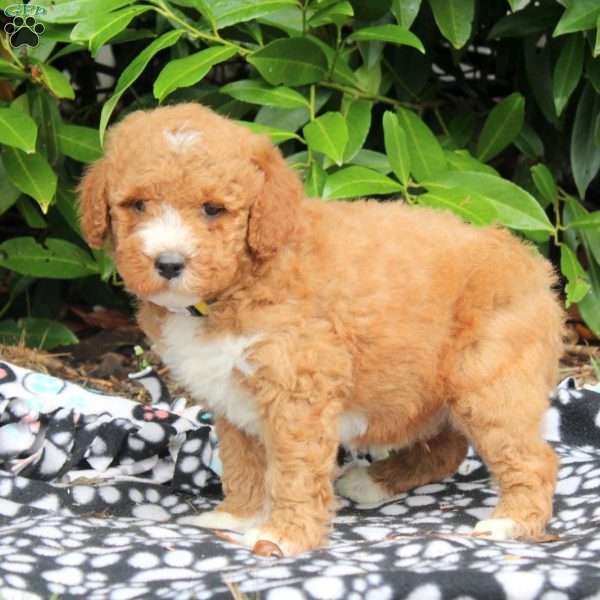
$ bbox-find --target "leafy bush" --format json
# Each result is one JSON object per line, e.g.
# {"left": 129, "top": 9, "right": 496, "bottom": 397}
{"left": 1, "top": 0, "right": 600, "bottom": 349}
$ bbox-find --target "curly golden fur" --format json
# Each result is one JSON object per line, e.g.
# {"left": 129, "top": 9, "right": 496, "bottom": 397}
{"left": 79, "top": 103, "right": 564, "bottom": 556}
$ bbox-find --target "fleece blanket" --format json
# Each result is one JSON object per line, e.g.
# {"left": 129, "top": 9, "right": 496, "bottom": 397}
{"left": 0, "top": 360, "right": 600, "bottom": 600}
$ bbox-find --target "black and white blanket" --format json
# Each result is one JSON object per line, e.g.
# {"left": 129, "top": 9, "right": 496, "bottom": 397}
{"left": 1, "top": 359, "right": 600, "bottom": 600}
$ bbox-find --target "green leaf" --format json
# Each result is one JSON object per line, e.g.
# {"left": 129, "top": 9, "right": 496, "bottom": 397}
{"left": 286, "top": 151, "right": 308, "bottom": 168}
{"left": 382, "top": 111, "right": 411, "bottom": 188}
{"left": 307, "top": 35, "right": 357, "bottom": 87}
{"left": 0, "top": 276, "right": 34, "bottom": 321}
{"left": 428, "top": 0, "right": 474, "bottom": 49}
{"left": 586, "top": 56, "right": 600, "bottom": 94}
{"left": 444, "top": 149, "right": 498, "bottom": 176}
{"left": 490, "top": 3, "right": 563, "bottom": 39}
{"left": 57, "top": 123, "right": 103, "bottom": 163}
{"left": 566, "top": 212, "right": 600, "bottom": 230}
{"left": 95, "top": 27, "right": 156, "bottom": 47}
{"left": 70, "top": 6, "right": 151, "bottom": 56}
{"left": 417, "top": 188, "right": 498, "bottom": 226}
{"left": 507, "top": 0, "right": 528, "bottom": 11}
{"left": 396, "top": 107, "right": 446, "bottom": 181}
{"left": 595, "top": 15, "right": 600, "bottom": 58}
{"left": 514, "top": 122, "right": 544, "bottom": 159}
{"left": 476, "top": 93, "right": 525, "bottom": 162}
{"left": 220, "top": 80, "right": 308, "bottom": 109}
{"left": 0, "top": 107, "right": 37, "bottom": 153}
{"left": 0, "top": 318, "right": 78, "bottom": 350}
{"left": 524, "top": 39, "right": 560, "bottom": 128}
{"left": 258, "top": 6, "right": 303, "bottom": 35}
{"left": 564, "top": 196, "right": 600, "bottom": 265}
{"left": 349, "top": 149, "right": 391, "bottom": 174}
{"left": 578, "top": 260, "right": 600, "bottom": 336}
{"left": 254, "top": 88, "right": 330, "bottom": 133}
{"left": 236, "top": 121, "right": 301, "bottom": 144}
{"left": 571, "top": 83, "right": 600, "bottom": 199}
{"left": 560, "top": 244, "right": 591, "bottom": 307}
{"left": 255, "top": 106, "right": 309, "bottom": 133}
{"left": 309, "top": 1, "right": 353, "bottom": 27}
{"left": 350, "top": 0, "right": 393, "bottom": 21}
{"left": 16, "top": 197, "right": 46, "bottom": 229}
{"left": 36, "top": 0, "right": 137, "bottom": 23}
{"left": 305, "top": 161, "right": 326, "bottom": 197}
{"left": 55, "top": 186, "right": 81, "bottom": 236}
{"left": 28, "top": 88, "right": 61, "bottom": 168}
{"left": 0, "top": 58, "right": 25, "bottom": 79}
{"left": 342, "top": 99, "right": 372, "bottom": 161}
{"left": 303, "top": 112, "right": 348, "bottom": 166}
{"left": 0, "top": 161, "right": 20, "bottom": 215}
{"left": 207, "top": 0, "right": 297, "bottom": 28}
{"left": 36, "top": 63, "right": 75, "bottom": 100}
{"left": 553, "top": 34, "right": 585, "bottom": 116}
{"left": 531, "top": 164, "right": 558, "bottom": 208}
{"left": 554, "top": 0, "right": 600, "bottom": 36}
{"left": 323, "top": 166, "right": 402, "bottom": 199}
{"left": 30, "top": 39, "right": 58, "bottom": 65}
{"left": 350, "top": 24, "right": 425, "bottom": 53}
{"left": 154, "top": 45, "right": 237, "bottom": 103}
{"left": 422, "top": 171, "right": 554, "bottom": 232}
{"left": 100, "top": 30, "right": 183, "bottom": 143}
{"left": 173, "top": 0, "right": 215, "bottom": 27}
{"left": 355, "top": 62, "right": 381, "bottom": 95}
{"left": 447, "top": 112, "right": 476, "bottom": 148}
{"left": 391, "top": 0, "right": 422, "bottom": 29}
{"left": 0, "top": 237, "right": 99, "bottom": 278}
{"left": 92, "top": 248, "right": 116, "bottom": 281}
{"left": 2, "top": 147, "right": 57, "bottom": 212}
{"left": 248, "top": 38, "right": 328, "bottom": 86}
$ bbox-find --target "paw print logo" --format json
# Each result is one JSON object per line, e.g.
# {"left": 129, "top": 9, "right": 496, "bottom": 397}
{"left": 4, "top": 16, "right": 45, "bottom": 48}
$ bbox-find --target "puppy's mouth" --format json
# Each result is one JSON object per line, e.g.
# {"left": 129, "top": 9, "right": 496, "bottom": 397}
{"left": 143, "top": 251, "right": 204, "bottom": 310}
{"left": 147, "top": 289, "right": 203, "bottom": 311}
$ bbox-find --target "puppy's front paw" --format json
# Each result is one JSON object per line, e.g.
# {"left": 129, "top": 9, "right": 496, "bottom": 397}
{"left": 243, "top": 527, "right": 289, "bottom": 557}
{"left": 243, "top": 524, "right": 324, "bottom": 557}
{"left": 180, "top": 510, "right": 258, "bottom": 533}
{"left": 336, "top": 465, "right": 391, "bottom": 505}
{"left": 473, "top": 518, "right": 520, "bottom": 541}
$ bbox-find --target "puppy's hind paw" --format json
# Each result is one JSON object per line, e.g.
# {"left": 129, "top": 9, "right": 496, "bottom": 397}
{"left": 335, "top": 465, "right": 391, "bottom": 505}
{"left": 473, "top": 518, "right": 519, "bottom": 541}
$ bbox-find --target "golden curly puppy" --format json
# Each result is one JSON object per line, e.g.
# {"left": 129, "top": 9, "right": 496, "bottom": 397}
{"left": 79, "top": 103, "right": 564, "bottom": 556}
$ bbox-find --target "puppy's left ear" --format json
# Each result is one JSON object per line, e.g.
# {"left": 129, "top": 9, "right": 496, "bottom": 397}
{"left": 78, "top": 159, "right": 110, "bottom": 249}
{"left": 248, "top": 137, "right": 303, "bottom": 260}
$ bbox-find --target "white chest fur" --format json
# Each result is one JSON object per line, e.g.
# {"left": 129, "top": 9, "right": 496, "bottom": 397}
{"left": 160, "top": 314, "right": 261, "bottom": 435}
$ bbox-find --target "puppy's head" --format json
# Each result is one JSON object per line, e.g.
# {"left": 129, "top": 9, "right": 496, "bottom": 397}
{"left": 79, "top": 103, "right": 303, "bottom": 309}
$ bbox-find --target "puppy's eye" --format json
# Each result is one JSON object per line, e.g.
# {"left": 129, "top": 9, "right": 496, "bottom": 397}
{"left": 128, "top": 200, "right": 146, "bottom": 213}
{"left": 202, "top": 203, "right": 225, "bottom": 217}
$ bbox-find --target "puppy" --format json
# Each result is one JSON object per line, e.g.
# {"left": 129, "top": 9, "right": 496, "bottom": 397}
{"left": 79, "top": 103, "right": 563, "bottom": 556}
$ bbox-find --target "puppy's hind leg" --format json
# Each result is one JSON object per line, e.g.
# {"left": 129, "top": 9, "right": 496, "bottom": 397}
{"left": 336, "top": 426, "right": 468, "bottom": 504}
{"left": 449, "top": 351, "right": 558, "bottom": 541}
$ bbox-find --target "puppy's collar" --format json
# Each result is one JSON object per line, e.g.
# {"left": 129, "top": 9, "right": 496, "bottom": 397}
{"left": 166, "top": 302, "right": 211, "bottom": 317}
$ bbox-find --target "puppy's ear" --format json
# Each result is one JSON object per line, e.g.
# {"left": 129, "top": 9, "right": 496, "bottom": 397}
{"left": 248, "top": 137, "right": 303, "bottom": 260}
{"left": 78, "top": 159, "right": 110, "bottom": 249}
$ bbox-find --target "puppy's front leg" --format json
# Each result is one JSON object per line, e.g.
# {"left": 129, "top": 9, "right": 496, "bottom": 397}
{"left": 242, "top": 336, "right": 350, "bottom": 556}
{"left": 243, "top": 399, "right": 340, "bottom": 556}
{"left": 191, "top": 417, "right": 266, "bottom": 533}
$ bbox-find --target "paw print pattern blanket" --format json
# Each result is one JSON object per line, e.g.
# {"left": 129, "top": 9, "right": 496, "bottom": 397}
{"left": 0, "top": 359, "right": 600, "bottom": 600}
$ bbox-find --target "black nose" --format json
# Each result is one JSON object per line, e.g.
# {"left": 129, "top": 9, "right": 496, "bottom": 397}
{"left": 155, "top": 252, "right": 185, "bottom": 280}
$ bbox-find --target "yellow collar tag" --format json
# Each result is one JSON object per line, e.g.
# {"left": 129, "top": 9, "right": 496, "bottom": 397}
{"left": 187, "top": 302, "right": 210, "bottom": 317}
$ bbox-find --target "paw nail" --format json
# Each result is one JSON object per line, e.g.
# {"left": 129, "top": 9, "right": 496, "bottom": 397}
{"left": 252, "top": 540, "right": 283, "bottom": 558}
